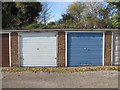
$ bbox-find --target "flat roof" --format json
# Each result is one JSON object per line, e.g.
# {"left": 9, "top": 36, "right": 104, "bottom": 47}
{"left": 0, "top": 29, "right": 119, "bottom": 32}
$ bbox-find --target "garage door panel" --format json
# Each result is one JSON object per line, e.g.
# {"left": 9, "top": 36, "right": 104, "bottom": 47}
{"left": 22, "top": 59, "right": 56, "bottom": 66}
{"left": 2, "top": 41, "right": 9, "bottom": 45}
{"left": 69, "top": 48, "right": 102, "bottom": 54}
{"left": 20, "top": 32, "right": 57, "bottom": 67}
{"left": 115, "top": 36, "right": 120, "bottom": 40}
{"left": 21, "top": 43, "right": 55, "bottom": 49}
{"left": 114, "top": 32, "right": 120, "bottom": 65}
{"left": 20, "top": 32, "right": 56, "bottom": 37}
{"left": 69, "top": 52, "right": 102, "bottom": 56}
{"left": 2, "top": 51, "right": 9, "bottom": 55}
{"left": 20, "top": 39, "right": 56, "bottom": 43}
{"left": 20, "top": 46, "right": 55, "bottom": 53}
{"left": 2, "top": 46, "right": 9, "bottom": 48}
{"left": 68, "top": 60, "right": 102, "bottom": 65}
{"left": 115, "top": 41, "right": 120, "bottom": 46}
{"left": 0, "top": 34, "right": 10, "bottom": 67}
{"left": 114, "top": 57, "right": 120, "bottom": 64}
{"left": 67, "top": 32, "right": 103, "bottom": 66}
{"left": 69, "top": 48, "right": 102, "bottom": 52}
{"left": 2, "top": 38, "right": 9, "bottom": 41}
{"left": 20, "top": 50, "right": 55, "bottom": 53}
{"left": 70, "top": 38, "right": 102, "bottom": 42}
{"left": 68, "top": 40, "right": 102, "bottom": 44}
{"left": 22, "top": 57, "right": 56, "bottom": 63}
{"left": 22, "top": 62, "right": 56, "bottom": 66}
{"left": 68, "top": 60, "right": 102, "bottom": 66}
{"left": 21, "top": 42, "right": 55, "bottom": 46}
{"left": 68, "top": 45, "right": 102, "bottom": 48}
{"left": 68, "top": 33, "right": 102, "bottom": 37}
{"left": 20, "top": 51, "right": 55, "bottom": 54}
{"left": 69, "top": 57, "right": 102, "bottom": 60}
{"left": 22, "top": 53, "right": 55, "bottom": 58}
{"left": 71, "top": 38, "right": 101, "bottom": 45}
{"left": 22, "top": 58, "right": 56, "bottom": 63}
{"left": 115, "top": 46, "right": 120, "bottom": 51}
{"left": 22, "top": 64, "right": 56, "bottom": 67}
{"left": 114, "top": 52, "right": 119, "bottom": 55}
{"left": 69, "top": 55, "right": 102, "bottom": 58}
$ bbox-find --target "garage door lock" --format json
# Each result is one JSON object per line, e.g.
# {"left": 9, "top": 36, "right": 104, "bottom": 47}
{"left": 37, "top": 48, "right": 39, "bottom": 50}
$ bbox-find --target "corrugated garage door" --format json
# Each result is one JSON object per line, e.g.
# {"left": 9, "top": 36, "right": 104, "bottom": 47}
{"left": 0, "top": 34, "right": 10, "bottom": 67}
{"left": 20, "top": 32, "right": 57, "bottom": 66}
{"left": 67, "top": 32, "right": 103, "bottom": 66}
{"left": 113, "top": 31, "right": 120, "bottom": 65}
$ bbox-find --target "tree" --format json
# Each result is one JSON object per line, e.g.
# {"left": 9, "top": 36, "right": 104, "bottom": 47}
{"left": 58, "top": 2, "right": 119, "bottom": 29}
{"left": 39, "top": 2, "right": 52, "bottom": 25}
{"left": 2, "top": 2, "right": 17, "bottom": 28}
{"left": 59, "top": 2, "right": 107, "bottom": 28}
{"left": 2, "top": 2, "right": 42, "bottom": 29}
{"left": 79, "top": 2, "right": 107, "bottom": 28}
{"left": 58, "top": 13, "right": 74, "bottom": 24}
{"left": 108, "top": 2, "right": 120, "bottom": 28}
{"left": 96, "top": 2, "right": 118, "bottom": 28}
{"left": 67, "top": 2, "right": 84, "bottom": 21}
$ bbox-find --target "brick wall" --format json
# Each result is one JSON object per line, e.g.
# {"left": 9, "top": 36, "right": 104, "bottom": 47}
{"left": 57, "top": 32, "right": 66, "bottom": 67}
{"left": 104, "top": 31, "right": 112, "bottom": 66}
{"left": 11, "top": 32, "right": 19, "bottom": 67}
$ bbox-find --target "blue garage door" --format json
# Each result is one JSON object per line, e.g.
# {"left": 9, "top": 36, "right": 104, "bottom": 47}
{"left": 67, "top": 32, "right": 103, "bottom": 66}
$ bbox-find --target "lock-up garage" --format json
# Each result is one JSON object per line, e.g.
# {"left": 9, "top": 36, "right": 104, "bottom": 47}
{"left": 1, "top": 29, "right": 118, "bottom": 67}
{"left": 19, "top": 32, "right": 57, "bottom": 67}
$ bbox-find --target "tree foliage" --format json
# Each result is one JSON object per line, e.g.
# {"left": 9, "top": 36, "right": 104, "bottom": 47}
{"left": 107, "top": 2, "right": 120, "bottom": 28}
{"left": 2, "top": 2, "right": 119, "bottom": 29}
{"left": 2, "top": 2, "right": 42, "bottom": 29}
{"left": 58, "top": 2, "right": 120, "bottom": 29}
{"left": 67, "top": 2, "right": 84, "bottom": 21}
{"left": 38, "top": 2, "right": 52, "bottom": 25}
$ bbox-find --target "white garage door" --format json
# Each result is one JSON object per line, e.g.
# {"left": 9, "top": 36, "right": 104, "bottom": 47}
{"left": 19, "top": 32, "right": 57, "bottom": 66}
{"left": 113, "top": 31, "right": 120, "bottom": 65}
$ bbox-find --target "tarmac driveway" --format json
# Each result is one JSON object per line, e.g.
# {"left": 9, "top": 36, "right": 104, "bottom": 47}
{"left": 2, "top": 71, "right": 119, "bottom": 88}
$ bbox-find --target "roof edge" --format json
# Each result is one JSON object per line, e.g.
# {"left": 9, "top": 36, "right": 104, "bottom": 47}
{"left": 0, "top": 29, "right": 119, "bottom": 32}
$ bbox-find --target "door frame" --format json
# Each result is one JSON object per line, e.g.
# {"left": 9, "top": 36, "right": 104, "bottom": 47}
{"left": 0, "top": 32, "right": 11, "bottom": 67}
{"left": 65, "top": 31, "right": 105, "bottom": 66}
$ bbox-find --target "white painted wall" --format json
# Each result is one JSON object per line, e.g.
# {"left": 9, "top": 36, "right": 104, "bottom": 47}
{"left": 19, "top": 32, "right": 57, "bottom": 66}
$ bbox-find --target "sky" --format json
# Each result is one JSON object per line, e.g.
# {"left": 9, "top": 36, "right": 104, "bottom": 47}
{"left": 38, "top": 0, "right": 105, "bottom": 22}
{"left": 48, "top": 2, "right": 72, "bottom": 22}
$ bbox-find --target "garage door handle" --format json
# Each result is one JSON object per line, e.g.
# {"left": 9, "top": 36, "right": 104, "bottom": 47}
{"left": 37, "top": 48, "right": 39, "bottom": 50}
{"left": 84, "top": 48, "right": 90, "bottom": 51}
{"left": 84, "top": 48, "right": 88, "bottom": 50}
{"left": 84, "top": 48, "right": 87, "bottom": 50}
